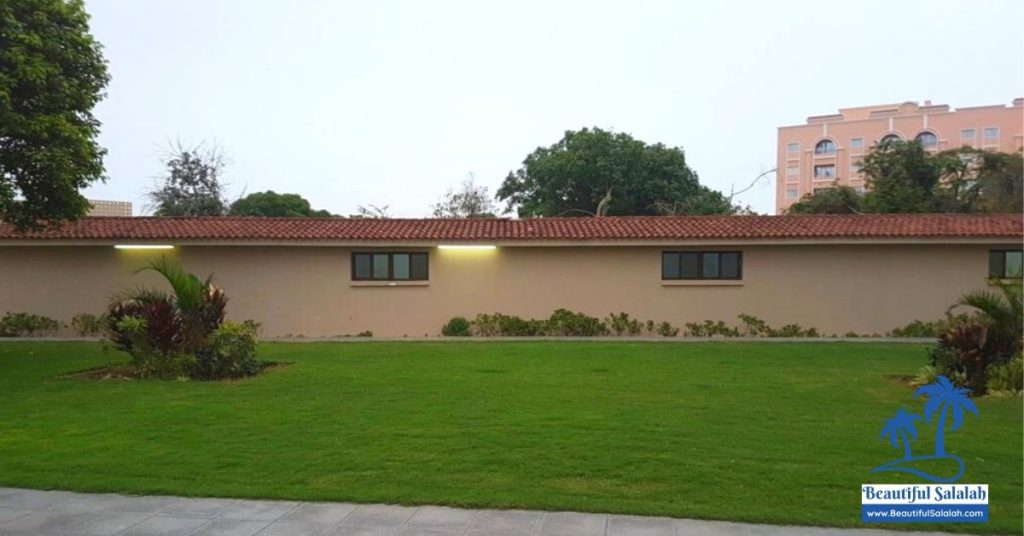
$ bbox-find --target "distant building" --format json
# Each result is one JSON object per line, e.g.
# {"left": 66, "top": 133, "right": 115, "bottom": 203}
{"left": 776, "top": 98, "right": 1024, "bottom": 213}
{"left": 87, "top": 200, "right": 132, "bottom": 217}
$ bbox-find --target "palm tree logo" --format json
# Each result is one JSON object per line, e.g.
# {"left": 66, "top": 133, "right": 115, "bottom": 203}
{"left": 871, "top": 376, "right": 978, "bottom": 483}
{"left": 879, "top": 408, "right": 922, "bottom": 461}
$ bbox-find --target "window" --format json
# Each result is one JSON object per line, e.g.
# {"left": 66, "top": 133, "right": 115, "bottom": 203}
{"left": 786, "top": 188, "right": 798, "bottom": 200}
{"left": 983, "top": 127, "right": 999, "bottom": 140}
{"left": 961, "top": 129, "right": 976, "bottom": 141}
{"left": 915, "top": 131, "right": 938, "bottom": 148}
{"left": 850, "top": 138, "right": 864, "bottom": 150}
{"left": 787, "top": 142, "right": 800, "bottom": 153}
{"left": 813, "top": 164, "right": 836, "bottom": 178}
{"left": 814, "top": 139, "right": 836, "bottom": 155}
{"left": 786, "top": 166, "right": 799, "bottom": 176}
{"left": 662, "top": 251, "right": 742, "bottom": 280}
{"left": 850, "top": 160, "right": 863, "bottom": 173}
{"left": 854, "top": 185, "right": 866, "bottom": 194}
{"left": 989, "top": 250, "right": 1023, "bottom": 279}
{"left": 879, "top": 134, "right": 902, "bottom": 146}
{"left": 813, "top": 186, "right": 833, "bottom": 194}
{"left": 352, "top": 252, "right": 429, "bottom": 281}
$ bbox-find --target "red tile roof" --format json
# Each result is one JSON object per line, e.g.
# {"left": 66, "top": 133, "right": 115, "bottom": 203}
{"left": 0, "top": 214, "right": 1020, "bottom": 243}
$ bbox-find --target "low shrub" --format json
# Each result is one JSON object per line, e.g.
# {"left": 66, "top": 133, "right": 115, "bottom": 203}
{"left": 985, "top": 353, "right": 1023, "bottom": 397}
{"left": 472, "top": 313, "right": 545, "bottom": 336}
{"left": 545, "top": 309, "right": 608, "bottom": 336}
{"left": 685, "top": 320, "right": 740, "bottom": 338}
{"left": 911, "top": 365, "right": 940, "bottom": 388}
{"left": 0, "top": 312, "right": 62, "bottom": 337}
{"left": 355, "top": 330, "right": 373, "bottom": 337}
{"left": 193, "top": 320, "right": 262, "bottom": 380}
{"left": 606, "top": 312, "right": 643, "bottom": 336}
{"left": 737, "top": 314, "right": 819, "bottom": 337}
{"left": 655, "top": 321, "right": 679, "bottom": 337}
{"left": 469, "top": 310, "right": 606, "bottom": 337}
{"left": 773, "top": 324, "right": 819, "bottom": 337}
{"left": 113, "top": 315, "right": 193, "bottom": 379}
{"left": 737, "top": 314, "right": 770, "bottom": 336}
{"left": 442, "top": 317, "right": 471, "bottom": 336}
{"left": 71, "top": 313, "right": 108, "bottom": 336}
{"left": 888, "top": 314, "right": 969, "bottom": 338}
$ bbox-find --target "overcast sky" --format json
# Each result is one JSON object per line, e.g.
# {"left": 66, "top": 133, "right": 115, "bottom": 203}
{"left": 82, "top": 0, "right": 1024, "bottom": 216}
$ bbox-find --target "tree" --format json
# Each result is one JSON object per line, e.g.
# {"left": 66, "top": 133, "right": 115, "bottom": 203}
{"left": 861, "top": 141, "right": 942, "bottom": 213}
{"left": 497, "top": 127, "right": 734, "bottom": 217}
{"left": 935, "top": 149, "right": 1023, "bottom": 214}
{"left": 789, "top": 143, "right": 1023, "bottom": 215}
{"left": 229, "top": 191, "right": 334, "bottom": 217}
{"left": 786, "top": 186, "right": 862, "bottom": 214}
{"left": 971, "top": 150, "right": 1024, "bottom": 213}
{"left": 432, "top": 174, "right": 496, "bottom": 218}
{"left": 0, "top": 0, "right": 110, "bottom": 230}
{"left": 148, "top": 142, "right": 229, "bottom": 216}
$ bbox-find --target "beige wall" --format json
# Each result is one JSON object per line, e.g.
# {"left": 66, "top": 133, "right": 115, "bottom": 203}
{"left": 0, "top": 242, "right": 1012, "bottom": 337}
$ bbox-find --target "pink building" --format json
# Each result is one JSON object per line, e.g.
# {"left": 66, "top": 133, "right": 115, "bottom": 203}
{"left": 776, "top": 99, "right": 1024, "bottom": 213}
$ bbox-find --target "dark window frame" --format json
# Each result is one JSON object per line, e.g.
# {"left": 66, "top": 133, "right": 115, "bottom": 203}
{"left": 351, "top": 252, "right": 429, "bottom": 281}
{"left": 662, "top": 251, "right": 743, "bottom": 281}
{"left": 814, "top": 139, "right": 837, "bottom": 155}
{"left": 989, "top": 249, "right": 1023, "bottom": 279}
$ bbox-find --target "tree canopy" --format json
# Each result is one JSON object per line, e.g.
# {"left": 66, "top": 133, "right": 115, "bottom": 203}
{"left": 860, "top": 141, "right": 941, "bottom": 213}
{"left": 0, "top": 0, "right": 110, "bottom": 230}
{"left": 229, "top": 191, "right": 335, "bottom": 217}
{"left": 786, "top": 142, "right": 1023, "bottom": 214}
{"left": 497, "top": 128, "right": 735, "bottom": 217}
{"left": 786, "top": 186, "right": 862, "bottom": 214}
{"left": 148, "top": 143, "right": 229, "bottom": 216}
{"left": 432, "top": 175, "right": 497, "bottom": 218}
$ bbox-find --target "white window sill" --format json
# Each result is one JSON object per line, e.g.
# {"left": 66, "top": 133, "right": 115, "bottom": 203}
{"left": 350, "top": 281, "right": 429, "bottom": 287}
{"left": 662, "top": 280, "right": 743, "bottom": 287}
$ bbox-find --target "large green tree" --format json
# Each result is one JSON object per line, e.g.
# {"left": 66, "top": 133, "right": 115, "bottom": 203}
{"left": 786, "top": 142, "right": 1023, "bottom": 215}
{"left": 0, "top": 0, "right": 110, "bottom": 230}
{"left": 935, "top": 148, "right": 1023, "bottom": 214}
{"left": 497, "top": 128, "right": 734, "bottom": 217}
{"left": 229, "top": 191, "right": 335, "bottom": 217}
{"left": 860, "top": 140, "right": 942, "bottom": 213}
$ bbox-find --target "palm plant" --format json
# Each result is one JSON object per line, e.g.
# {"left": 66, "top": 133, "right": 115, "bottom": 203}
{"left": 954, "top": 279, "right": 1023, "bottom": 357}
{"left": 137, "top": 257, "right": 227, "bottom": 352}
{"left": 879, "top": 408, "right": 923, "bottom": 460}
{"left": 914, "top": 375, "right": 978, "bottom": 457}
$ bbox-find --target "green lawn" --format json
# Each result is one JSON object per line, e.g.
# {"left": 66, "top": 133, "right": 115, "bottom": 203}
{"left": 0, "top": 341, "right": 1020, "bottom": 533}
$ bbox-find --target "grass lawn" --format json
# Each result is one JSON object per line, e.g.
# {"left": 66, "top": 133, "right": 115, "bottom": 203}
{"left": 0, "top": 341, "right": 1020, "bottom": 534}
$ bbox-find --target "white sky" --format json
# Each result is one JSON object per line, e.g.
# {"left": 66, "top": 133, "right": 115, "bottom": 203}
{"left": 82, "top": 0, "right": 1024, "bottom": 216}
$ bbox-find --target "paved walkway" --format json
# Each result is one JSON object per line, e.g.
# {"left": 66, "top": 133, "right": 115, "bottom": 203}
{"left": 0, "top": 487, "right": 955, "bottom": 536}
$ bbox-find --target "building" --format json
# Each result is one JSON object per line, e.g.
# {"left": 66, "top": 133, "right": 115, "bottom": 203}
{"left": 776, "top": 99, "right": 1024, "bottom": 213}
{"left": 1, "top": 215, "right": 1020, "bottom": 337}
{"left": 87, "top": 200, "right": 133, "bottom": 217}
